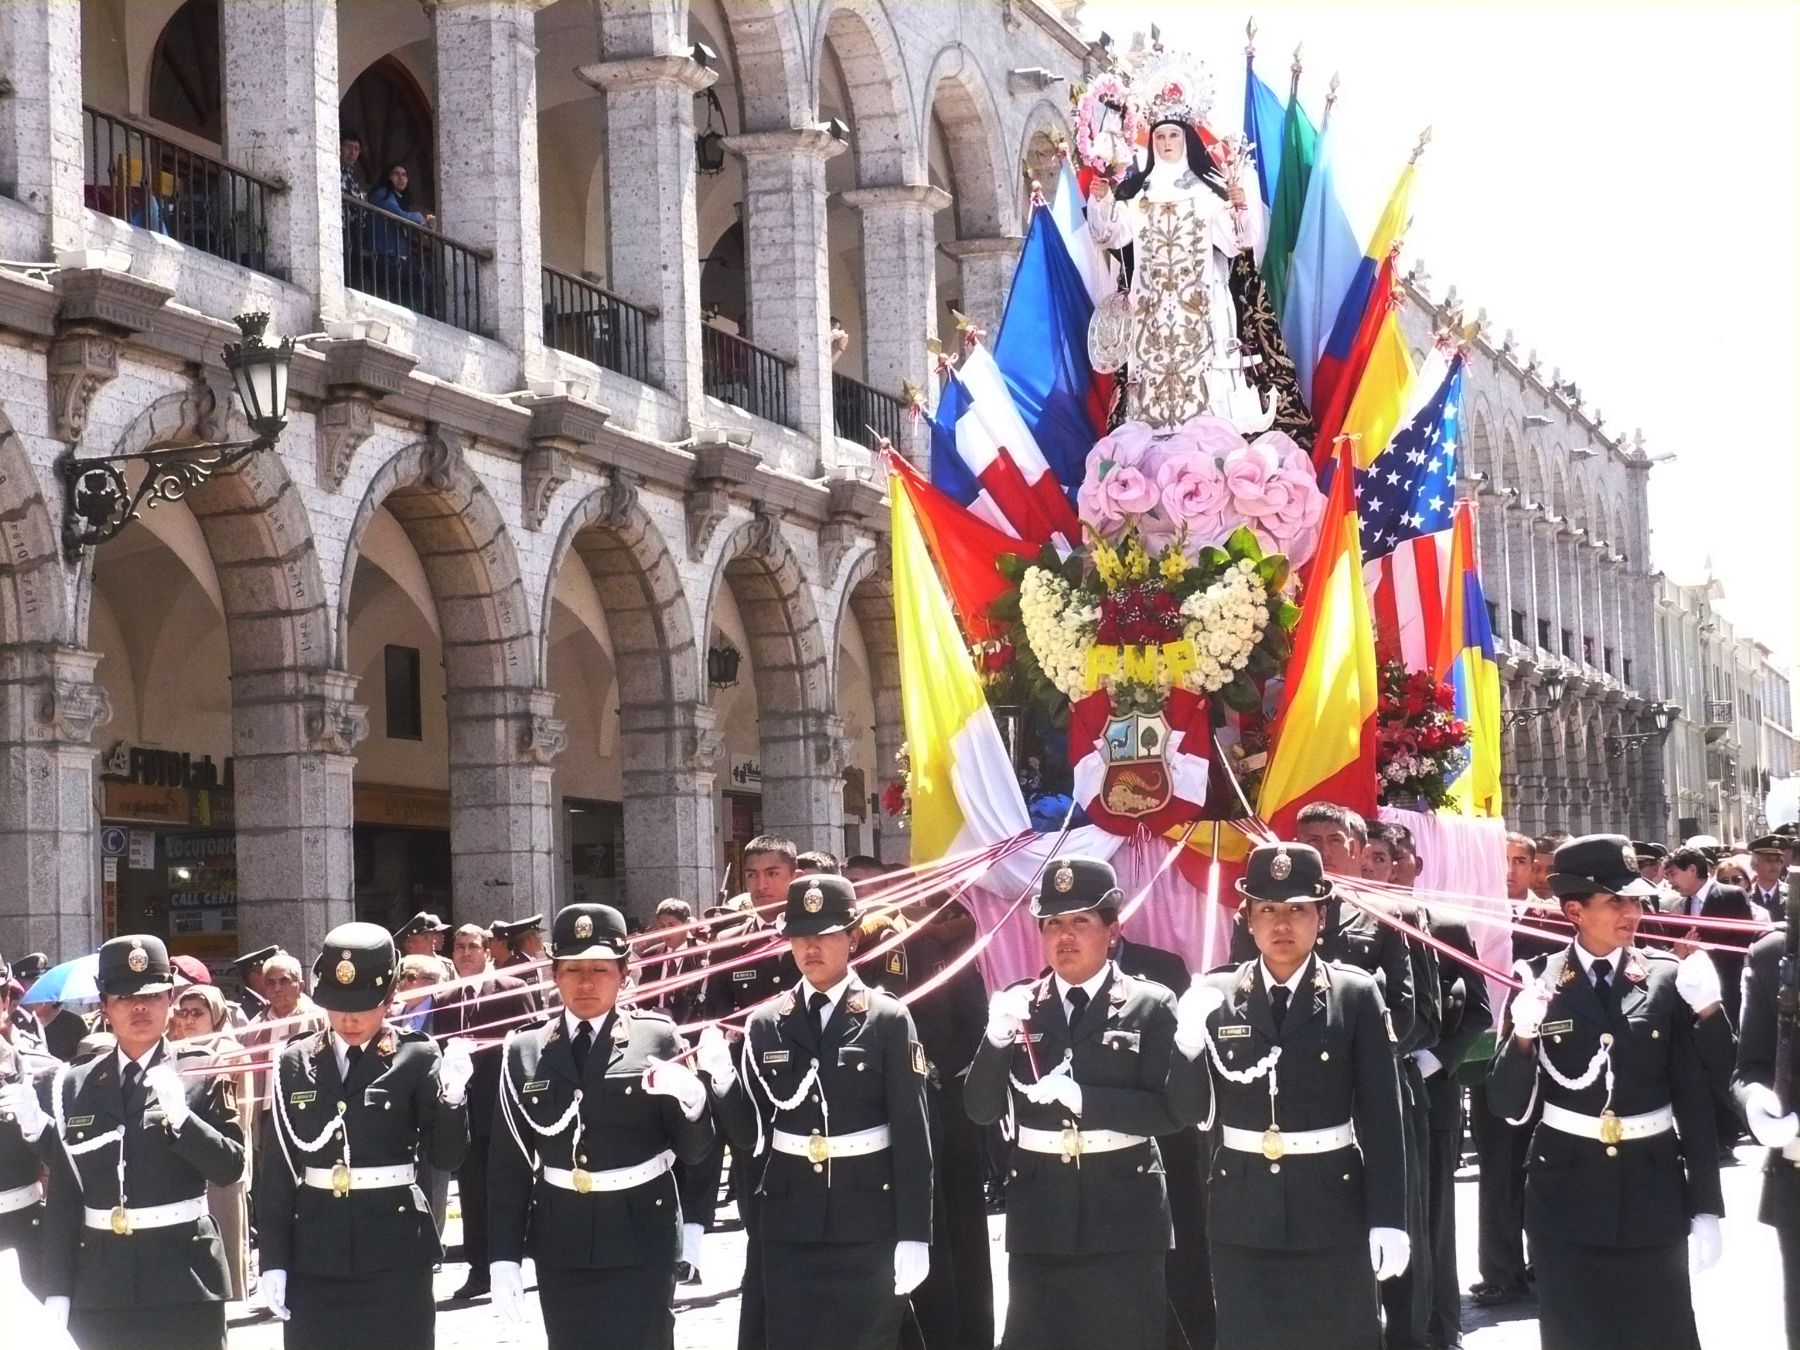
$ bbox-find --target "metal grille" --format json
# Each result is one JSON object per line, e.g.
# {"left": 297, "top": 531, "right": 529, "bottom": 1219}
{"left": 542, "top": 268, "right": 656, "bottom": 386}
{"left": 342, "top": 195, "right": 487, "bottom": 335}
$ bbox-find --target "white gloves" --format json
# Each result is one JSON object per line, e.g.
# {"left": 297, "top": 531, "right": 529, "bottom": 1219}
{"left": 1508, "top": 983, "right": 1550, "bottom": 1040}
{"left": 1021, "top": 1074, "right": 1083, "bottom": 1115}
{"left": 438, "top": 1038, "right": 475, "bottom": 1105}
{"left": 1369, "top": 1226, "right": 1411, "bottom": 1281}
{"left": 1412, "top": 1049, "right": 1444, "bottom": 1080}
{"left": 696, "top": 1025, "right": 736, "bottom": 1090}
{"left": 986, "top": 986, "right": 1033, "bottom": 1047}
{"left": 1745, "top": 1083, "right": 1800, "bottom": 1149}
{"left": 491, "top": 1260, "right": 526, "bottom": 1322}
{"left": 43, "top": 1295, "right": 70, "bottom": 1329}
{"left": 1674, "top": 951, "right": 1722, "bottom": 1014}
{"left": 893, "top": 1239, "right": 930, "bottom": 1296}
{"left": 0, "top": 1079, "right": 47, "bottom": 1141}
{"left": 644, "top": 1057, "right": 708, "bottom": 1121}
{"left": 260, "top": 1269, "right": 290, "bottom": 1321}
{"left": 143, "top": 1061, "right": 191, "bottom": 1131}
{"left": 1688, "top": 1213, "right": 1722, "bottom": 1274}
{"left": 1174, "top": 984, "right": 1225, "bottom": 1060}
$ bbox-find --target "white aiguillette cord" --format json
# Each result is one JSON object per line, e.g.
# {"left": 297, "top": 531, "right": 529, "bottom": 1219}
{"left": 271, "top": 1047, "right": 349, "bottom": 1184}
{"left": 1188, "top": 1022, "right": 1283, "bottom": 1134}
{"left": 498, "top": 1028, "right": 586, "bottom": 1171}
{"left": 1502, "top": 969, "right": 1616, "bottom": 1127}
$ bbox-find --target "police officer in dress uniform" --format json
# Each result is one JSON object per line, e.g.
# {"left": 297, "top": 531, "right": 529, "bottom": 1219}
{"left": 701, "top": 875, "right": 934, "bottom": 1350}
{"left": 1167, "top": 843, "right": 1408, "bottom": 1350}
{"left": 396, "top": 912, "right": 451, "bottom": 958}
{"left": 1486, "top": 835, "right": 1726, "bottom": 1350}
{"left": 231, "top": 945, "right": 278, "bottom": 1021}
{"left": 0, "top": 988, "right": 62, "bottom": 1297}
{"left": 487, "top": 903, "right": 715, "bottom": 1349}
{"left": 257, "top": 922, "right": 472, "bottom": 1349}
{"left": 1748, "top": 836, "right": 1790, "bottom": 921}
{"left": 31, "top": 935, "right": 244, "bottom": 1349}
{"left": 1732, "top": 884, "right": 1800, "bottom": 1348}
{"left": 965, "top": 857, "right": 1193, "bottom": 1350}
{"left": 490, "top": 915, "right": 545, "bottom": 972}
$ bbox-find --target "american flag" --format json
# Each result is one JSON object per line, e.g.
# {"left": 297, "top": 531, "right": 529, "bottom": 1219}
{"left": 1357, "top": 356, "right": 1465, "bottom": 670}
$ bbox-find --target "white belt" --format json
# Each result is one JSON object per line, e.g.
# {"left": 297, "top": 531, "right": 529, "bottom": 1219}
{"left": 1016, "top": 1126, "right": 1148, "bottom": 1157}
{"left": 1221, "top": 1121, "right": 1355, "bottom": 1156}
{"left": 82, "top": 1195, "right": 207, "bottom": 1231}
{"left": 542, "top": 1150, "right": 676, "bottom": 1193}
{"left": 302, "top": 1163, "right": 417, "bottom": 1192}
{"left": 1542, "top": 1103, "right": 1674, "bottom": 1142}
{"left": 0, "top": 1180, "right": 44, "bottom": 1214}
{"left": 771, "top": 1125, "right": 892, "bottom": 1161}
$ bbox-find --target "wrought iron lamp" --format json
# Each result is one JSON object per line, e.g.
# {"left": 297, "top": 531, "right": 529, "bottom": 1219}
{"left": 1501, "top": 666, "right": 1568, "bottom": 730}
{"left": 1605, "top": 702, "right": 1677, "bottom": 757}
{"left": 707, "top": 641, "right": 742, "bottom": 689}
{"left": 59, "top": 312, "right": 293, "bottom": 557}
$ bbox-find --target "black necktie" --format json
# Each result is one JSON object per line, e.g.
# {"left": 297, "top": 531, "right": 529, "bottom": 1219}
{"left": 121, "top": 1060, "right": 143, "bottom": 1110}
{"left": 809, "top": 991, "right": 831, "bottom": 1040}
{"left": 571, "top": 1020, "right": 593, "bottom": 1074}
{"left": 1270, "top": 985, "right": 1291, "bottom": 1032}
{"left": 344, "top": 1044, "right": 363, "bottom": 1078}
{"left": 1592, "top": 958, "right": 1613, "bottom": 1008}
{"left": 1066, "top": 987, "right": 1091, "bottom": 1034}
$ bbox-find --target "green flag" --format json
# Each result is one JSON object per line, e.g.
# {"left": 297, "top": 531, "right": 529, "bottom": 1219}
{"left": 1260, "top": 92, "right": 1319, "bottom": 318}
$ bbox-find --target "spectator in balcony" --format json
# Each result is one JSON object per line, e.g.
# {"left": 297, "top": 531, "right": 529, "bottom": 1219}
{"left": 339, "top": 129, "right": 367, "bottom": 199}
{"left": 368, "top": 163, "right": 437, "bottom": 310}
{"left": 829, "top": 315, "right": 850, "bottom": 367}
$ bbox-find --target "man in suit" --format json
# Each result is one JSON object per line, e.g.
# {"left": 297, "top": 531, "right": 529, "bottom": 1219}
{"left": 1487, "top": 835, "right": 1725, "bottom": 1350}
{"left": 1733, "top": 910, "right": 1800, "bottom": 1347}
{"left": 1748, "top": 835, "right": 1790, "bottom": 922}
{"left": 489, "top": 904, "right": 716, "bottom": 1349}
{"left": 1664, "top": 845, "right": 1759, "bottom": 1027}
{"left": 26, "top": 935, "right": 245, "bottom": 1348}
{"left": 966, "top": 858, "right": 1193, "bottom": 1350}
{"left": 1168, "top": 842, "right": 1408, "bottom": 1350}
{"left": 702, "top": 874, "right": 933, "bottom": 1350}
{"left": 436, "top": 923, "right": 533, "bottom": 1300}
{"left": 258, "top": 923, "right": 473, "bottom": 1348}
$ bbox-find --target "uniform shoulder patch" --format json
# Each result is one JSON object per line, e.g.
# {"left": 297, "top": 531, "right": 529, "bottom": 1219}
{"left": 219, "top": 1076, "right": 238, "bottom": 1114}
{"left": 1384, "top": 1010, "right": 1398, "bottom": 1044}
{"left": 911, "top": 1042, "right": 928, "bottom": 1077}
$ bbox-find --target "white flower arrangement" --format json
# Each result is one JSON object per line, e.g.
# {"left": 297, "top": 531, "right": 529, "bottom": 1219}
{"left": 1178, "top": 560, "right": 1271, "bottom": 693}
{"left": 1019, "top": 566, "right": 1094, "bottom": 699}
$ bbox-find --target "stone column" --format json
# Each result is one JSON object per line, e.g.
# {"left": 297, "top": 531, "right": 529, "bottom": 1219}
{"left": 230, "top": 668, "right": 363, "bottom": 958}
{"left": 618, "top": 700, "right": 722, "bottom": 917}
{"left": 1504, "top": 499, "right": 1536, "bottom": 650}
{"left": 580, "top": 54, "right": 715, "bottom": 421}
{"left": 433, "top": 0, "right": 550, "bottom": 357}
{"left": 0, "top": 0, "right": 83, "bottom": 253}
{"left": 758, "top": 710, "right": 848, "bottom": 855}
{"left": 843, "top": 184, "right": 949, "bottom": 462}
{"left": 1530, "top": 514, "right": 1561, "bottom": 658}
{"left": 448, "top": 686, "right": 563, "bottom": 921}
{"left": 943, "top": 235, "right": 1024, "bottom": 339}
{"left": 726, "top": 127, "right": 847, "bottom": 447}
{"left": 0, "top": 646, "right": 109, "bottom": 958}
{"left": 220, "top": 0, "right": 343, "bottom": 312}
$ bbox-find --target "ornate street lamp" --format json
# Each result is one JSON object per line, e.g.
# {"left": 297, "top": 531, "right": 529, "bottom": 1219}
{"left": 59, "top": 312, "right": 294, "bottom": 557}
{"left": 696, "top": 89, "right": 728, "bottom": 176}
{"left": 1502, "top": 665, "right": 1569, "bottom": 730}
{"left": 1606, "top": 701, "right": 1678, "bottom": 758}
{"left": 707, "top": 641, "right": 742, "bottom": 689}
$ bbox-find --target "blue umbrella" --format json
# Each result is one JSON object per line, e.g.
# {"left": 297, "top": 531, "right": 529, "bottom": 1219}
{"left": 19, "top": 954, "right": 100, "bottom": 1008}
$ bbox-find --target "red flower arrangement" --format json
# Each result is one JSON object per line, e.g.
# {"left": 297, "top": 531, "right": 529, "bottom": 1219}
{"left": 1375, "top": 661, "right": 1470, "bottom": 810}
{"left": 1094, "top": 582, "right": 1184, "bottom": 646}
{"left": 880, "top": 745, "right": 911, "bottom": 825}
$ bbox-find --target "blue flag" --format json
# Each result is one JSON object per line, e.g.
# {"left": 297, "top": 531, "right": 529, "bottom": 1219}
{"left": 1244, "top": 59, "right": 1288, "bottom": 210}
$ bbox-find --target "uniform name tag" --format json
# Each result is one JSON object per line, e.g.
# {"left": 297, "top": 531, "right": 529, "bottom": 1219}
{"left": 761, "top": 1050, "right": 790, "bottom": 1065}
{"left": 1218, "top": 1025, "right": 1253, "bottom": 1039}
{"left": 288, "top": 1092, "right": 316, "bottom": 1104}
{"left": 733, "top": 970, "right": 757, "bottom": 983}
{"left": 1103, "top": 1031, "right": 1141, "bottom": 1052}
{"left": 1540, "top": 1020, "right": 1574, "bottom": 1037}
{"left": 1023, "top": 1032, "right": 1045, "bottom": 1044}
{"left": 68, "top": 1115, "right": 95, "bottom": 1128}
{"left": 522, "top": 1081, "right": 550, "bottom": 1094}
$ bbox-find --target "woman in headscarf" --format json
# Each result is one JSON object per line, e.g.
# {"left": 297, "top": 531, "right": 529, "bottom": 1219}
{"left": 173, "top": 983, "right": 256, "bottom": 1302}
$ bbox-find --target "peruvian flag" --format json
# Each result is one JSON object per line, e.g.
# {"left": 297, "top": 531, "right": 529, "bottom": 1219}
{"left": 1069, "top": 687, "right": 1213, "bottom": 837}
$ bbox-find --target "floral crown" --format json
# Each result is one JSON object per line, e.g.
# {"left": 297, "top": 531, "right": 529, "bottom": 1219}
{"left": 1131, "top": 51, "right": 1214, "bottom": 127}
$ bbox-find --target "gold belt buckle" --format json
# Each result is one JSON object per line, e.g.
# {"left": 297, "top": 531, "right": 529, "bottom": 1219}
{"left": 330, "top": 1161, "right": 353, "bottom": 1197}
{"left": 806, "top": 1133, "right": 832, "bottom": 1166}
{"left": 109, "top": 1204, "right": 132, "bottom": 1236}
{"left": 571, "top": 1167, "right": 594, "bottom": 1194}
{"left": 1059, "top": 1125, "right": 1083, "bottom": 1162}
{"left": 1597, "top": 1110, "right": 1624, "bottom": 1147}
{"left": 1261, "top": 1127, "right": 1286, "bottom": 1161}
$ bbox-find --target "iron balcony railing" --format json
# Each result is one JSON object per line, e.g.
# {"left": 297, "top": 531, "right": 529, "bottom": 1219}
{"left": 342, "top": 195, "right": 488, "bottom": 335}
{"left": 82, "top": 105, "right": 281, "bottom": 275}
{"left": 541, "top": 267, "right": 656, "bottom": 387}
{"left": 832, "top": 372, "right": 906, "bottom": 451}
{"left": 702, "top": 324, "right": 793, "bottom": 428}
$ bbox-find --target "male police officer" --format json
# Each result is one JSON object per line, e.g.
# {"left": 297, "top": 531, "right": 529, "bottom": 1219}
{"left": 258, "top": 922, "right": 473, "bottom": 1348}
{"left": 1733, "top": 888, "right": 1800, "bottom": 1347}
{"left": 488, "top": 903, "right": 715, "bottom": 1348}
{"left": 702, "top": 874, "right": 933, "bottom": 1350}
{"left": 1488, "top": 834, "right": 1725, "bottom": 1350}
{"left": 965, "top": 857, "right": 1190, "bottom": 1350}
{"left": 1170, "top": 842, "right": 1408, "bottom": 1350}
{"left": 30, "top": 935, "right": 244, "bottom": 1348}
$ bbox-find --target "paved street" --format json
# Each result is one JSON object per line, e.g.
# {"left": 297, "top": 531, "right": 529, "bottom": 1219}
{"left": 219, "top": 1144, "right": 1780, "bottom": 1347}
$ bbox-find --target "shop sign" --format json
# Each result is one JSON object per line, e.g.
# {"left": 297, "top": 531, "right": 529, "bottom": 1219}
{"left": 354, "top": 784, "right": 452, "bottom": 830}
{"left": 730, "top": 758, "right": 762, "bottom": 788}
{"left": 102, "top": 781, "right": 191, "bottom": 825}
{"left": 101, "top": 741, "right": 233, "bottom": 791}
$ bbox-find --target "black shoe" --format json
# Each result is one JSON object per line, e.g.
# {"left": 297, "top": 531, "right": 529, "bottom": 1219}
{"left": 1470, "top": 1282, "right": 1528, "bottom": 1308}
{"left": 676, "top": 1261, "right": 702, "bottom": 1285}
{"left": 450, "top": 1280, "right": 489, "bottom": 1301}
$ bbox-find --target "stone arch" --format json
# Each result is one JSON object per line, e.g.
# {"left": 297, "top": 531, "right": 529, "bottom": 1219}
{"left": 709, "top": 0, "right": 810, "bottom": 133}
{"left": 1466, "top": 398, "right": 1496, "bottom": 481}
{"left": 832, "top": 541, "right": 894, "bottom": 693}
{"left": 705, "top": 515, "right": 830, "bottom": 718}
{"left": 1498, "top": 423, "right": 1528, "bottom": 497}
{"left": 335, "top": 438, "right": 534, "bottom": 690}
{"left": 815, "top": 0, "right": 921, "bottom": 187}
{"left": 1611, "top": 493, "right": 1633, "bottom": 565}
{"left": 0, "top": 415, "right": 68, "bottom": 649}
{"left": 923, "top": 44, "right": 1010, "bottom": 238}
{"left": 1017, "top": 96, "right": 1070, "bottom": 192}
{"left": 538, "top": 483, "right": 699, "bottom": 708}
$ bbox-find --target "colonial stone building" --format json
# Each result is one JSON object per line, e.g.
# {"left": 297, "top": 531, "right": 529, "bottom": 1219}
{"left": 0, "top": 0, "right": 1094, "bottom": 967}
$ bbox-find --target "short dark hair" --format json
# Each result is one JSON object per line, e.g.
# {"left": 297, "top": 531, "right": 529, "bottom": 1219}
{"left": 1667, "top": 846, "right": 1712, "bottom": 876}
{"left": 654, "top": 898, "right": 692, "bottom": 922}
{"left": 1535, "top": 831, "right": 1571, "bottom": 857}
{"left": 453, "top": 923, "right": 489, "bottom": 946}
{"left": 1505, "top": 831, "right": 1535, "bottom": 851}
{"left": 796, "top": 849, "right": 841, "bottom": 875}
{"left": 1380, "top": 822, "right": 1417, "bottom": 859}
{"left": 1296, "top": 801, "right": 1368, "bottom": 844}
{"left": 844, "top": 854, "right": 883, "bottom": 873}
{"left": 340, "top": 128, "right": 362, "bottom": 146}
{"left": 1038, "top": 905, "right": 1120, "bottom": 930}
{"left": 743, "top": 835, "right": 798, "bottom": 866}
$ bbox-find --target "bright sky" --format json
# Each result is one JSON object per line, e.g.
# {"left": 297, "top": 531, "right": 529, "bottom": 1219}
{"left": 1087, "top": 0, "right": 1800, "bottom": 666}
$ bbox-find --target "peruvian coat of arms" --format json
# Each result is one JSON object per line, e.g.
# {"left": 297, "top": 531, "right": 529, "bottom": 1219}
{"left": 1099, "top": 711, "right": 1173, "bottom": 817}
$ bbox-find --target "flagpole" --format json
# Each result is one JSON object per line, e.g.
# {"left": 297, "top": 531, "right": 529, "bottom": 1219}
{"left": 1246, "top": 16, "right": 1257, "bottom": 66}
